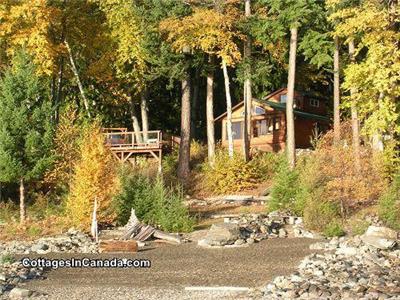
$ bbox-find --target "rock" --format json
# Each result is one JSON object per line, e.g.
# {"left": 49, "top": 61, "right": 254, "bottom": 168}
{"left": 337, "top": 246, "right": 358, "bottom": 256}
{"left": 278, "top": 228, "right": 287, "bottom": 238}
{"left": 234, "top": 239, "right": 245, "bottom": 246}
{"left": 9, "top": 287, "right": 32, "bottom": 298}
{"left": 361, "top": 235, "right": 397, "bottom": 250}
{"left": 364, "top": 226, "right": 398, "bottom": 240}
{"left": 246, "top": 238, "right": 255, "bottom": 244}
{"left": 0, "top": 273, "right": 6, "bottom": 281}
{"left": 201, "top": 223, "right": 241, "bottom": 246}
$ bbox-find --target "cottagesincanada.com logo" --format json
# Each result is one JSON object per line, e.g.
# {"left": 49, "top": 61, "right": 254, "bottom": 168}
{"left": 21, "top": 257, "right": 151, "bottom": 269}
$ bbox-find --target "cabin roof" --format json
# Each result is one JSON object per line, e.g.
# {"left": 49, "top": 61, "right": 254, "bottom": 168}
{"left": 215, "top": 87, "right": 329, "bottom": 123}
{"left": 262, "top": 100, "right": 329, "bottom": 122}
{"left": 214, "top": 88, "right": 286, "bottom": 122}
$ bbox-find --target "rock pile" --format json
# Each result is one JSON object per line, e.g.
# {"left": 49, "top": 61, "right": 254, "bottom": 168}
{"left": 0, "top": 229, "right": 98, "bottom": 256}
{"left": 0, "top": 259, "right": 45, "bottom": 299}
{"left": 263, "top": 226, "right": 400, "bottom": 299}
{"left": 198, "top": 212, "right": 319, "bottom": 247}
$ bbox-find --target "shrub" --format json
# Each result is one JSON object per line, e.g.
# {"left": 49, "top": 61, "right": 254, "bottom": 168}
{"left": 268, "top": 164, "right": 300, "bottom": 212}
{"left": 44, "top": 105, "right": 82, "bottom": 194}
{"left": 303, "top": 195, "right": 340, "bottom": 232}
{"left": 113, "top": 168, "right": 193, "bottom": 232}
{"left": 323, "top": 220, "right": 345, "bottom": 237}
{"left": 201, "top": 150, "right": 283, "bottom": 194}
{"left": 379, "top": 175, "right": 400, "bottom": 230}
{"left": 66, "top": 121, "right": 120, "bottom": 230}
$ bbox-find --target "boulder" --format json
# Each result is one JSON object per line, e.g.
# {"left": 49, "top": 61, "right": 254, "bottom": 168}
{"left": 9, "top": 288, "right": 32, "bottom": 299}
{"left": 198, "top": 223, "right": 240, "bottom": 247}
{"left": 361, "top": 235, "right": 397, "bottom": 250}
{"left": 361, "top": 225, "right": 398, "bottom": 250}
{"left": 364, "top": 226, "right": 398, "bottom": 240}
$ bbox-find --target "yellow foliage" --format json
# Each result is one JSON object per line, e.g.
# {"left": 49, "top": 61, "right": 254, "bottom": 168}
{"left": 0, "top": 0, "right": 59, "bottom": 75}
{"left": 66, "top": 121, "right": 119, "bottom": 230}
{"left": 160, "top": 5, "right": 243, "bottom": 66}
{"left": 44, "top": 106, "right": 81, "bottom": 190}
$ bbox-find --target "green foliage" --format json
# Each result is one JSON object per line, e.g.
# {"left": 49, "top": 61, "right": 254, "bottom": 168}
{"left": 113, "top": 169, "right": 193, "bottom": 232}
{"left": 303, "top": 197, "right": 340, "bottom": 232}
{"left": 323, "top": 219, "right": 345, "bottom": 237}
{"left": 349, "top": 219, "right": 370, "bottom": 236}
{"left": 0, "top": 50, "right": 54, "bottom": 184}
{"left": 201, "top": 150, "right": 283, "bottom": 195}
{"left": 0, "top": 254, "right": 15, "bottom": 265}
{"left": 378, "top": 175, "right": 400, "bottom": 230}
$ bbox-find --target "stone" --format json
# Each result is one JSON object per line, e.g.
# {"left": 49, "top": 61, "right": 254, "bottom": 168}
{"left": 9, "top": 288, "right": 32, "bottom": 298}
{"left": 234, "top": 239, "right": 245, "bottom": 246}
{"left": 364, "top": 226, "right": 398, "bottom": 240}
{"left": 278, "top": 228, "right": 287, "bottom": 238}
{"left": 337, "top": 246, "right": 358, "bottom": 256}
{"left": 246, "top": 238, "right": 255, "bottom": 244}
{"left": 0, "top": 273, "right": 6, "bottom": 281}
{"left": 202, "top": 223, "right": 241, "bottom": 246}
{"left": 361, "top": 235, "right": 397, "bottom": 250}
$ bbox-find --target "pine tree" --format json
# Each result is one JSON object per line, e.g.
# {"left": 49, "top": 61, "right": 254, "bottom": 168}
{"left": 0, "top": 50, "right": 54, "bottom": 224}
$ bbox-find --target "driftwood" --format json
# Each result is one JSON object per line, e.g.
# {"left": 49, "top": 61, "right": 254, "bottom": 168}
{"left": 99, "top": 240, "right": 138, "bottom": 253}
{"left": 154, "top": 230, "right": 182, "bottom": 244}
{"left": 121, "top": 209, "right": 182, "bottom": 244}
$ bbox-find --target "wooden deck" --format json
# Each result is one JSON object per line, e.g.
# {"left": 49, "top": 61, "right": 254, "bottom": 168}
{"left": 103, "top": 128, "right": 162, "bottom": 170}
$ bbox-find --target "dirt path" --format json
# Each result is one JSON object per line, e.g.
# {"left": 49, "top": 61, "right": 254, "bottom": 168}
{"left": 20, "top": 238, "right": 316, "bottom": 299}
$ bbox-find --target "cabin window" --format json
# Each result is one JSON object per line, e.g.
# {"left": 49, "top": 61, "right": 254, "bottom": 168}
{"left": 253, "top": 117, "right": 281, "bottom": 137}
{"left": 241, "top": 106, "right": 266, "bottom": 116}
{"left": 280, "top": 94, "right": 287, "bottom": 103}
{"left": 310, "top": 99, "right": 320, "bottom": 107}
{"left": 226, "top": 121, "right": 242, "bottom": 140}
{"left": 254, "top": 106, "right": 265, "bottom": 115}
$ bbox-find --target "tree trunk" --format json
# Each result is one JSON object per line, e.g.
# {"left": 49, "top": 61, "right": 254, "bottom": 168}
{"left": 140, "top": 90, "right": 149, "bottom": 142}
{"left": 206, "top": 57, "right": 215, "bottom": 166}
{"left": 19, "top": 178, "right": 26, "bottom": 224}
{"left": 243, "top": 0, "right": 252, "bottom": 162}
{"left": 191, "top": 69, "right": 200, "bottom": 140}
{"left": 348, "top": 39, "right": 361, "bottom": 172}
{"left": 177, "top": 70, "right": 191, "bottom": 180}
{"left": 129, "top": 95, "right": 143, "bottom": 144}
{"left": 286, "top": 27, "right": 298, "bottom": 169}
{"left": 222, "top": 60, "right": 234, "bottom": 158}
{"left": 65, "top": 40, "right": 91, "bottom": 118}
{"left": 333, "top": 36, "right": 341, "bottom": 144}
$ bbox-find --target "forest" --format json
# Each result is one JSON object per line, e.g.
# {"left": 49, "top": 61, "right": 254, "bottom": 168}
{"left": 0, "top": 0, "right": 399, "bottom": 239}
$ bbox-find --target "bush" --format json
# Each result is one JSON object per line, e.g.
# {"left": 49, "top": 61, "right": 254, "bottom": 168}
{"left": 304, "top": 195, "right": 340, "bottom": 232}
{"left": 379, "top": 175, "right": 400, "bottom": 230}
{"left": 66, "top": 121, "right": 120, "bottom": 229}
{"left": 201, "top": 150, "right": 283, "bottom": 194}
{"left": 113, "top": 168, "right": 193, "bottom": 232}
{"left": 323, "top": 220, "right": 345, "bottom": 237}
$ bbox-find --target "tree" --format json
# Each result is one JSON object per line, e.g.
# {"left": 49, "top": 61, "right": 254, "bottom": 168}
{"left": 328, "top": 0, "right": 400, "bottom": 149}
{"left": 333, "top": 35, "right": 340, "bottom": 143}
{"left": 160, "top": 4, "right": 242, "bottom": 159}
{"left": 260, "top": 0, "right": 325, "bottom": 168}
{"left": 0, "top": 51, "right": 54, "bottom": 224}
{"left": 243, "top": 0, "right": 252, "bottom": 161}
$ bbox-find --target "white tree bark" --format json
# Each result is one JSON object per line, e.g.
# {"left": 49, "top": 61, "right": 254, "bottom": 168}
{"left": 130, "top": 96, "right": 143, "bottom": 144}
{"left": 286, "top": 27, "right": 298, "bottom": 169}
{"left": 65, "top": 40, "right": 91, "bottom": 118}
{"left": 206, "top": 59, "right": 215, "bottom": 166}
{"left": 140, "top": 90, "right": 149, "bottom": 142}
{"left": 222, "top": 60, "right": 234, "bottom": 158}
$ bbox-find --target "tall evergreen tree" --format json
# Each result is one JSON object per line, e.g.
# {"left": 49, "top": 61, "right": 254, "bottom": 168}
{"left": 0, "top": 51, "right": 54, "bottom": 224}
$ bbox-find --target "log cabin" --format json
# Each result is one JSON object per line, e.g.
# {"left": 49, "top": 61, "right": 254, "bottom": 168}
{"left": 215, "top": 88, "right": 330, "bottom": 152}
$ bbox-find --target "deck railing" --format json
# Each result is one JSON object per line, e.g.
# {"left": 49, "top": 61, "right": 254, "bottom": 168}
{"left": 104, "top": 130, "right": 162, "bottom": 150}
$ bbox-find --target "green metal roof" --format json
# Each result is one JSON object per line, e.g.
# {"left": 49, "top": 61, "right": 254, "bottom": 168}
{"left": 261, "top": 100, "right": 330, "bottom": 122}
